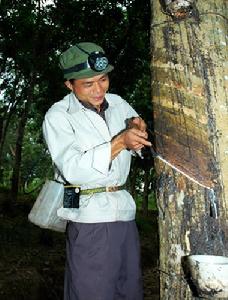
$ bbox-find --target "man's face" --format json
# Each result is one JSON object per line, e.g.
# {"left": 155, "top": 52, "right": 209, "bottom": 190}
{"left": 65, "top": 73, "right": 109, "bottom": 110}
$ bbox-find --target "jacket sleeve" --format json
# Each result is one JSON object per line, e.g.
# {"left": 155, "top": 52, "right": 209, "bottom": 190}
{"left": 122, "top": 98, "right": 139, "bottom": 120}
{"left": 43, "top": 111, "right": 111, "bottom": 185}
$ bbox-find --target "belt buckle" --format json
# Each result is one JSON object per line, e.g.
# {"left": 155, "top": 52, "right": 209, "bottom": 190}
{"left": 106, "top": 186, "right": 117, "bottom": 192}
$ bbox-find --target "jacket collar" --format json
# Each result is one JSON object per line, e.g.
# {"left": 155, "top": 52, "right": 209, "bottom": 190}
{"left": 67, "top": 93, "right": 110, "bottom": 141}
{"left": 66, "top": 92, "right": 118, "bottom": 114}
{"left": 66, "top": 93, "right": 83, "bottom": 114}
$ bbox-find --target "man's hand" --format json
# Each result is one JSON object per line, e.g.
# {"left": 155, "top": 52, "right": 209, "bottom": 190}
{"left": 120, "top": 128, "right": 151, "bottom": 151}
{"left": 111, "top": 118, "right": 151, "bottom": 160}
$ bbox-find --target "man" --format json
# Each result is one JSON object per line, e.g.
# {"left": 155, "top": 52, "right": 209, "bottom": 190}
{"left": 43, "top": 42, "right": 151, "bottom": 300}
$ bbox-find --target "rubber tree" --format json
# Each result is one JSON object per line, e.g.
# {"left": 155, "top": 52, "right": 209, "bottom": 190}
{"left": 150, "top": 0, "right": 228, "bottom": 298}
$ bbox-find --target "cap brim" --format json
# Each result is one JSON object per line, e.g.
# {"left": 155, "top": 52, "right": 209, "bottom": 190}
{"left": 64, "top": 65, "right": 114, "bottom": 80}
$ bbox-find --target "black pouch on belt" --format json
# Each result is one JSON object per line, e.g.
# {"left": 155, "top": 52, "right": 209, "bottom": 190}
{"left": 63, "top": 187, "right": 81, "bottom": 208}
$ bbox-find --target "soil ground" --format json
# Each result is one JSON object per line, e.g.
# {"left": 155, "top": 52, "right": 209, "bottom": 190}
{"left": 0, "top": 193, "right": 159, "bottom": 300}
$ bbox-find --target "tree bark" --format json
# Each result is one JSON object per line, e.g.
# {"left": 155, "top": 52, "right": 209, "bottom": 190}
{"left": 0, "top": 86, "right": 21, "bottom": 166}
{"left": 11, "top": 104, "right": 29, "bottom": 200}
{"left": 142, "top": 168, "right": 150, "bottom": 216}
{"left": 11, "top": 74, "right": 34, "bottom": 200}
{"left": 150, "top": 0, "right": 228, "bottom": 298}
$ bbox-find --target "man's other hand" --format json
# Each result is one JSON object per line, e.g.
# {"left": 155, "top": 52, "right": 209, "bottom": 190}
{"left": 127, "top": 117, "right": 147, "bottom": 133}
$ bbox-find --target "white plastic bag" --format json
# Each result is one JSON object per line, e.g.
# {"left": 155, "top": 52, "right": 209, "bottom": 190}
{"left": 28, "top": 180, "right": 67, "bottom": 232}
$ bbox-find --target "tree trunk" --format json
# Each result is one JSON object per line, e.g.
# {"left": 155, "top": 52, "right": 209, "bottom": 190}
{"left": 0, "top": 101, "right": 20, "bottom": 167}
{"left": 0, "top": 74, "right": 21, "bottom": 166}
{"left": 142, "top": 168, "right": 150, "bottom": 216}
{"left": 150, "top": 0, "right": 228, "bottom": 299}
{"left": 11, "top": 74, "right": 34, "bottom": 200}
{"left": 11, "top": 102, "right": 30, "bottom": 200}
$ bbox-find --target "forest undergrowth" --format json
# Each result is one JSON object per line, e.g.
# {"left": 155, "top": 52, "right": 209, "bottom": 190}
{"left": 0, "top": 192, "right": 159, "bottom": 300}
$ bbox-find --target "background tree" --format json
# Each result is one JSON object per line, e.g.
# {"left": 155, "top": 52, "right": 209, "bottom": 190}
{"left": 150, "top": 0, "right": 228, "bottom": 298}
{"left": 0, "top": 0, "right": 154, "bottom": 211}
{"left": 0, "top": 2, "right": 158, "bottom": 298}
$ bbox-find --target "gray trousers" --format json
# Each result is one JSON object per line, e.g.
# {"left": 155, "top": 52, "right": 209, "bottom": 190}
{"left": 64, "top": 220, "right": 143, "bottom": 300}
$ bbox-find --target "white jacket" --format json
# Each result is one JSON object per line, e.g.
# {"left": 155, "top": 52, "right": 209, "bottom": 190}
{"left": 43, "top": 92, "right": 138, "bottom": 223}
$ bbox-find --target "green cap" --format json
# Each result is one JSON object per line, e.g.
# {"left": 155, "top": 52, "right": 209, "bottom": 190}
{"left": 59, "top": 42, "right": 114, "bottom": 80}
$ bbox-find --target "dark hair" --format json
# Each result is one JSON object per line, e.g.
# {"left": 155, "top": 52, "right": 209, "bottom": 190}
{"left": 69, "top": 79, "right": 75, "bottom": 84}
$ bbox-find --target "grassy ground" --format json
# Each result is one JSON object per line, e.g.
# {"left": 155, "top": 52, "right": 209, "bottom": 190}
{"left": 0, "top": 192, "right": 159, "bottom": 300}
{"left": 137, "top": 210, "right": 159, "bottom": 300}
